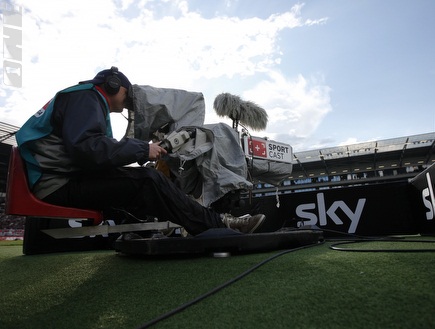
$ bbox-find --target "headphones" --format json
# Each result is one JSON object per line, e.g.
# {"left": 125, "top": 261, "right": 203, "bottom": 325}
{"left": 104, "top": 66, "right": 121, "bottom": 95}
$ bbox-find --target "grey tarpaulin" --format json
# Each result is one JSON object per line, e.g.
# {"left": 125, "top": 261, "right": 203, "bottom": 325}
{"left": 130, "top": 85, "right": 205, "bottom": 140}
{"left": 130, "top": 85, "right": 292, "bottom": 207}
{"left": 164, "top": 124, "right": 253, "bottom": 207}
{"left": 248, "top": 158, "right": 292, "bottom": 186}
{"left": 130, "top": 85, "right": 252, "bottom": 207}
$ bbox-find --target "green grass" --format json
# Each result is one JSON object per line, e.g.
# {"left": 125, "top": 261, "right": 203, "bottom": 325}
{"left": 1, "top": 238, "right": 435, "bottom": 329}
{"left": 0, "top": 239, "right": 23, "bottom": 246}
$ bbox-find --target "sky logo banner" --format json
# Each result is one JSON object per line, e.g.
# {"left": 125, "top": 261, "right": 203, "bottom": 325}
{"left": 243, "top": 181, "right": 416, "bottom": 236}
{"left": 295, "top": 193, "right": 366, "bottom": 234}
{"left": 422, "top": 172, "right": 435, "bottom": 220}
{"left": 409, "top": 163, "right": 435, "bottom": 234}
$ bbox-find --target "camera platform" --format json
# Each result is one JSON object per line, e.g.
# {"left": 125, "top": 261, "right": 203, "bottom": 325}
{"left": 114, "top": 228, "right": 324, "bottom": 256}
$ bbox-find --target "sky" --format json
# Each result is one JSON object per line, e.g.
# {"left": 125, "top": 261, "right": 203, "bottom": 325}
{"left": 1, "top": 0, "right": 434, "bottom": 152}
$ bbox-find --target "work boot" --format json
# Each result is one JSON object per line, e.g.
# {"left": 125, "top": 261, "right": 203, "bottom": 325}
{"left": 221, "top": 214, "right": 266, "bottom": 233}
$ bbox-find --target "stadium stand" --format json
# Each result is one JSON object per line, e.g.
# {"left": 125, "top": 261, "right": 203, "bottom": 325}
{"left": 253, "top": 132, "right": 435, "bottom": 196}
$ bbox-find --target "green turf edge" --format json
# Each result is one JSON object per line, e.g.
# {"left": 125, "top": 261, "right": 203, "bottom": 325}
{"left": 1, "top": 240, "right": 435, "bottom": 329}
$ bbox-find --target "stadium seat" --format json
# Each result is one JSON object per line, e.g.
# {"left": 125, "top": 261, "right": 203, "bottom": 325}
{"left": 5, "top": 146, "right": 103, "bottom": 225}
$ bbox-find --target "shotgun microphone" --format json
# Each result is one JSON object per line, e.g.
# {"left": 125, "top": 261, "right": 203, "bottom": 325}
{"left": 213, "top": 93, "right": 268, "bottom": 131}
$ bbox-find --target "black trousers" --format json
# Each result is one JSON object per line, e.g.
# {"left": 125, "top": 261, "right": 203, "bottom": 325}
{"left": 43, "top": 166, "right": 225, "bottom": 235}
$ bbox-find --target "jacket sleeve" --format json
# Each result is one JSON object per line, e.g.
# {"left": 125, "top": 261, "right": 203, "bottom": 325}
{"left": 53, "top": 90, "right": 150, "bottom": 168}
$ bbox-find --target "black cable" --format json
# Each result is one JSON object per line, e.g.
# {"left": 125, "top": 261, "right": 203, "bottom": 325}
{"left": 110, "top": 207, "right": 148, "bottom": 223}
{"left": 294, "top": 225, "right": 435, "bottom": 252}
{"left": 329, "top": 238, "right": 435, "bottom": 252}
{"left": 121, "top": 112, "right": 133, "bottom": 122}
{"left": 135, "top": 241, "right": 324, "bottom": 328}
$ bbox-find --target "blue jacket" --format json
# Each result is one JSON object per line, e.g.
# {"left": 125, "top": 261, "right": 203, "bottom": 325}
{"left": 16, "top": 83, "right": 149, "bottom": 190}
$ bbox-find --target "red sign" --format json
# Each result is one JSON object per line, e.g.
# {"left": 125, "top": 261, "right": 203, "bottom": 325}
{"left": 247, "top": 139, "right": 267, "bottom": 158}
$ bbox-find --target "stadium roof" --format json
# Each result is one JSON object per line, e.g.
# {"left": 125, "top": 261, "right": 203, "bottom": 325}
{"left": 0, "top": 121, "right": 18, "bottom": 146}
{"left": 291, "top": 132, "right": 435, "bottom": 179}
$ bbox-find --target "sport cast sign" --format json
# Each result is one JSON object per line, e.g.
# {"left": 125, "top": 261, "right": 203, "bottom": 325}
{"left": 243, "top": 136, "right": 292, "bottom": 164}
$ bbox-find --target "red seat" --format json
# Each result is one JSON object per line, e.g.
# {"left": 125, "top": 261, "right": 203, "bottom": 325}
{"left": 5, "top": 146, "right": 103, "bottom": 225}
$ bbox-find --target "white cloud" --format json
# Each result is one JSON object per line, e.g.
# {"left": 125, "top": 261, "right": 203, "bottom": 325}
{"left": 1, "top": 0, "right": 331, "bottom": 143}
{"left": 242, "top": 71, "right": 332, "bottom": 143}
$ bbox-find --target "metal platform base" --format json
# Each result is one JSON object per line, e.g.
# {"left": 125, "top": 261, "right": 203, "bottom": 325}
{"left": 114, "top": 228, "right": 324, "bottom": 256}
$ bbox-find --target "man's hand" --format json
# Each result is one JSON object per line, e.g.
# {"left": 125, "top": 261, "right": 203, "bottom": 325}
{"left": 148, "top": 143, "right": 167, "bottom": 160}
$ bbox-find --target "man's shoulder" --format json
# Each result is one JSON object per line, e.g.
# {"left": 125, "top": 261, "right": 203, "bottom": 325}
{"left": 56, "top": 87, "right": 102, "bottom": 104}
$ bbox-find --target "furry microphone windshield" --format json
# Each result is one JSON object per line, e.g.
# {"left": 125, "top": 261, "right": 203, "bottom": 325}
{"left": 213, "top": 93, "right": 268, "bottom": 131}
